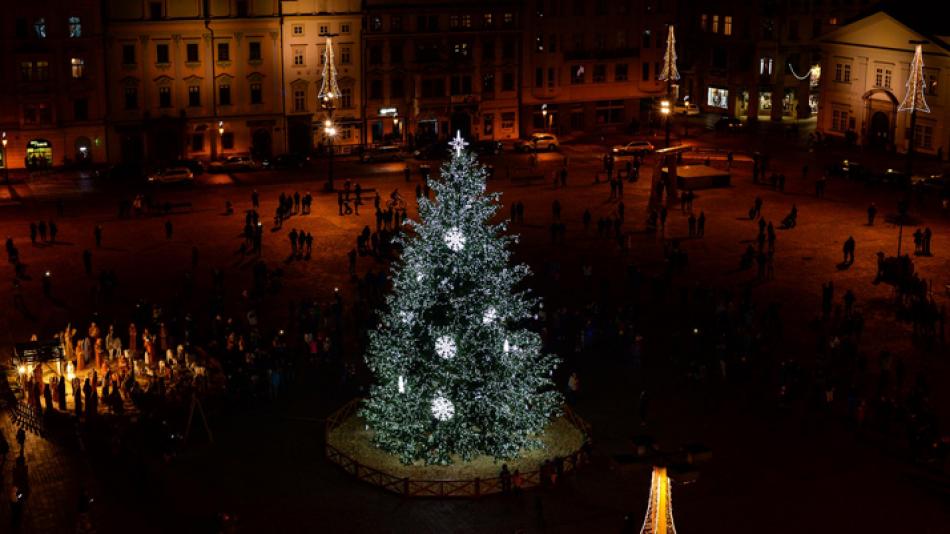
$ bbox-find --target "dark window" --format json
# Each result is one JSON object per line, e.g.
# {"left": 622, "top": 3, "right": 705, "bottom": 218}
{"left": 593, "top": 64, "right": 606, "bottom": 83}
{"left": 482, "top": 73, "right": 495, "bottom": 93}
{"left": 390, "top": 43, "right": 403, "bottom": 64}
{"left": 156, "top": 44, "right": 170, "bottom": 64}
{"left": 502, "top": 40, "right": 515, "bottom": 60}
{"left": 502, "top": 71, "right": 514, "bottom": 91}
{"left": 149, "top": 2, "right": 162, "bottom": 20}
{"left": 450, "top": 75, "right": 472, "bottom": 95}
{"left": 191, "top": 134, "right": 204, "bottom": 152}
{"left": 370, "top": 79, "right": 383, "bottom": 99}
{"left": 421, "top": 78, "right": 444, "bottom": 98}
{"left": 391, "top": 77, "right": 404, "bottom": 99}
{"left": 219, "top": 85, "right": 231, "bottom": 106}
{"left": 642, "top": 62, "right": 650, "bottom": 81}
{"left": 548, "top": 67, "right": 555, "bottom": 87}
{"left": 535, "top": 68, "right": 543, "bottom": 87}
{"left": 187, "top": 43, "right": 199, "bottom": 62}
{"left": 595, "top": 0, "right": 607, "bottom": 15}
{"left": 124, "top": 87, "right": 138, "bottom": 109}
{"left": 159, "top": 86, "right": 172, "bottom": 108}
{"left": 74, "top": 98, "right": 88, "bottom": 121}
{"left": 250, "top": 83, "right": 262, "bottom": 104}
{"left": 221, "top": 132, "right": 234, "bottom": 149}
{"left": 571, "top": 65, "right": 584, "bottom": 84}
{"left": 369, "top": 45, "right": 383, "bottom": 65}
{"left": 642, "top": 31, "right": 651, "bottom": 48}
{"left": 249, "top": 42, "right": 262, "bottom": 61}
{"left": 416, "top": 16, "right": 426, "bottom": 32}
{"left": 615, "top": 63, "right": 628, "bottom": 81}
{"left": 188, "top": 86, "right": 200, "bottom": 107}
{"left": 122, "top": 44, "right": 136, "bottom": 65}
{"left": 236, "top": 1, "right": 248, "bottom": 17}
{"left": 391, "top": 16, "right": 403, "bottom": 32}
{"left": 218, "top": 43, "right": 230, "bottom": 62}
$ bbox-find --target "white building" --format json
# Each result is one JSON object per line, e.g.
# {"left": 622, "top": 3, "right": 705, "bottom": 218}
{"left": 818, "top": 10, "right": 949, "bottom": 160}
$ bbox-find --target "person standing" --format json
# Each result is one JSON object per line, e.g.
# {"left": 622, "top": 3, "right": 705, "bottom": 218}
{"left": 867, "top": 203, "right": 877, "bottom": 226}
{"left": 49, "top": 220, "right": 58, "bottom": 242}
{"left": 697, "top": 211, "right": 706, "bottom": 237}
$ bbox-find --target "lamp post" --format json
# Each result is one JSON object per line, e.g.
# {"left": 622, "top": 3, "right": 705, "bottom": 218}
{"left": 319, "top": 33, "right": 341, "bottom": 192}
{"left": 217, "top": 121, "right": 225, "bottom": 157}
{"left": 658, "top": 25, "right": 679, "bottom": 148}
{"left": 1, "top": 131, "right": 8, "bottom": 184}
{"left": 660, "top": 99, "right": 671, "bottom": 147}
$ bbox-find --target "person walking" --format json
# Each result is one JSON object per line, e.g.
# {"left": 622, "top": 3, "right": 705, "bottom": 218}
{"left": 94, "top": 224, "right": 103, "bottom": 247}
{"left": 844, "top": 236, "right": 856, "bottom": 264}
{"left": 688, "top": 213, "right": 697, "bottom": 238}
{"left": 29, "top": 223, "right": 37, "bottom": 245}
{"left": 49, "top": 220, "right": 58, "bottom": 242}
{"left": 15, "top": 427, "right": 26, "bottom": 456}
{"left": 867, "top": 203, "right": 877, "bottom": 226}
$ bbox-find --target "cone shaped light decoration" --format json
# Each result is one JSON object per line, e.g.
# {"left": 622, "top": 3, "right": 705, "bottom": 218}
{"left": 640, "top": 466, "right": 678, "bottom": 534}
{"left": 318, "top": 36, "right": 341, "bottom": 103}
{"left": 898, "top": 44, "right": 930, "bottom": 113}
{"left": 658, "top": 26, "right": 680, "bottom": 82}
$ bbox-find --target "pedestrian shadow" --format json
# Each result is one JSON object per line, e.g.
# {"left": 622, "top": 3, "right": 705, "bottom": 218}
{"left": 836, "top": 261, "right": 853, "bottom": 271}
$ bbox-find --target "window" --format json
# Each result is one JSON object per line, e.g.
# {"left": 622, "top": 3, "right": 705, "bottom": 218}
{"left": 340, "top": 87, "right": 353, "bottom": 108}
{"left": 369, "top": 45, "right": 382, "bottom": 65}
{"left": 596, "top": 100, "right": 624, "bottom": 124}
{"left": 159, "top": 86, "right": 172, "bottom": 108}
{"left": 483, "top": 113, "right": 494, "bottom": 135}
{"left": 123, "top": 44, "right": 136, "bottom": 65}
{"left": 293, "top": 90, "right": 305, "bottom": 112}
{"left": 701, "top": 14, "right": 707, "bottom": 31}
{"left": 371, "top": 16, "right": 383, "bottom": 32}
{"left": 450, "top": 15, "right": 459, "bottom": 29}
{"left": 615, "top": 31, "right": 627, "bottom": 48}
{"left": 124, "top": 87, "right": 138, "bottom": 110}
{"left": 724, "top": 16, "right": 733, "bottom": 36}
{"left": 188, "top": 86, "right": 200, "bottom": 107}
{"left": 391, "top": 43, "right": 403, "bottom": 64}
{"left": 319, "top": 25, "right": 329, "bottom": 35}
{"left": 187, "top": 43, "right": 199, "bottom": 63}
{"left": 16, "top": 18, "right": 28, "bottom": 38}
{"left": 236, "top": 0, "right": 248, "bottom": 17}
{"left": 450, "top": 75, "right": 472, "bottom": 95}
{"left": 340, "top": 23, "right": 350, "bottom": 34}
{"left": 340, "top": 47, "right": 351, "bottom": 64}
{"left": 501, "top": 112, "right": 515, "bottom": 129}
{"left": 217, "top": 43, "right": 230, "bottom": 62}
{"left": 914, "top": 123, "right": 933, "bottom": 149}
{"left": 453, "top": 42, "right": 469, "bottom": 58}
{"left": 74, "top": 98, "right": 88, "bottom": 121}
{"left": 593, "top": 64, "right": 607, "bottom": 83}
{"left": 483, "top": 13, "right": 493, "bottom": 27}
{"left": 594, "top": 33, "right": 606, "bottom": 50}
{"left": 535, "top": 67, "right": 543, "bottom": 88}
{"left": 250, "top": 83, "right": 262, "bottom": 104}
{"left": 615, "top": 63, "right": 628, "bottom": 82}
{"left": 502, "top": 71, "right": 514, "bottom": 91}
{"left": 844, "top": 64, "right": 851, "bottom": 82}
{"left": 391, "top": 78, "right": 404, "bottom": 99}
{"left": 642, "top": 30, "right": 651, "bottom": 48}
{"left": 221, "top": 132, "right": 234, "bottom": 150}
{"left": 535, "top": 32, "right": 544, "bottom": 52}
{"left": 502, "top": 40, "right": 515, "bottom": 60}
{"left": 503, "top": 13, "right": 514, "bottom": 26}
{"left": 835, "top": 63, "right": 842, "bottom": 82}
{"left": 191, "top": 134, "right": 204, "bottom": 152}
{"left": 391, "top": 16, "right": 403, "bottom": 32}
{"left": 482, "top": 73, "right": 495, "bottom": 93}
{"left": 249, "top": 42, "right": 262, "bottom": 61}
{"left": 35, "top": 61, "right": 49, "bottom": 81}
{"left": 293, "top": 47, "right": 305, "bottom": 66}
{"left": 571, "top": 64, "right": 585, "bottom": 84}
{"left": 35, "top": 18, "right": 47, "bottom": 38}
{"left": 149, "top": 2, "right": 162, "bottom": 20}
{"left": 572, "top": 33, "right": 583, "bottom": 51}
{"left": 462, "top": 15, "right": 471, "bottom": 28}
{"left": 156, "top": 44, "right": 170, "bottom": 64}
{"left": 292, "top": 25, "right": 304, "bottom": 36}
{"left": 712, "top": 15, "right": 719, "bottom": 33}
{"left": 875, "top": 67, "right": 883, "bottom": 87}
{"left": 548, "top": 67, "right": 555, "bottom": 88}
{"left": 68, "top": 16, "right": 82, "bottom": 38}
{"left": 219, "top": 84, "right": 231, "bottom": 106}
{"left": 71, "top": 58, "right": 86, "bottom": 79}
{"left": 642, "top": 63, "right": 650, "bottom": 81}
{"left": 370, "top": 79, "right": 383, "bottom": 99}
{"left": 759, "top": 57, "right": 773, "bottom": 76}
{"left": 20, "top": 62, "right": 32, "bottom": 81}
{"left": 831, "top": 109, "right": 849, "bottom": 132}
{"left": 884, "top": 69, "right": 892, "bottom": 89}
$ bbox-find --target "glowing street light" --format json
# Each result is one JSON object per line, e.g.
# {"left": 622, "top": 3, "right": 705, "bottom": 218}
{"left": 1, "top": 131, "right": 8, "bottom": 184}
{"left": 217, "top": 121, "right": 225, "bottom": 137}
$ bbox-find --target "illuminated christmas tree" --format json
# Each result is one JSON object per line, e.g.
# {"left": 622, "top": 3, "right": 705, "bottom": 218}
{"left": 361, "top": 132, "right": 561, "bottom": 465}
{"left": 898, "top": 44, "right": 929, "bottom": 114}
{"left": 658, "top": 25, "right": 680, "bottom": 83}
{"left": 640, "top": 466, "right": 678, "bottom": 534}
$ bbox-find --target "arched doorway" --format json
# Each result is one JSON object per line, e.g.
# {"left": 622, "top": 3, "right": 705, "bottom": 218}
{"left": 868, "top": 111, "right": 890, "bottom": 148}
{"left": 252, "top": 129, "right": 272, "bottom": 159}
{"left": 26, "top": 139, "right": 53, "bottom": 169}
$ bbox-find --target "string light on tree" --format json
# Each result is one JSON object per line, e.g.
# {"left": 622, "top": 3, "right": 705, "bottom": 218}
{"left": 898, "top": 44, "right": 930, "bottom": 114}
{"left": 398, "top": 375, "right": 406, "bottom": 394}
{"left": 361, "top": 128, "right": 560, "bottom": 464}
{"left": 657, "top": 25, "right": 680, "bottom": 83}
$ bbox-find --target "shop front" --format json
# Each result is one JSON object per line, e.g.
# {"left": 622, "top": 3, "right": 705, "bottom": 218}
{"left": 26, "top": 139, "right": 53, "bottom": 169}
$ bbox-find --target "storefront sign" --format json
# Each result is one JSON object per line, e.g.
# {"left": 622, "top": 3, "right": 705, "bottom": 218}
{"left": 379, "top": 107, "right": 398, "bottom": 116}
{"left": 28, "top": 139, "right": 51, "bottom": 149}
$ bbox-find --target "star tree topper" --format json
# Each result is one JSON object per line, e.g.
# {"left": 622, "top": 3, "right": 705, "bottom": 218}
{"left": 449, "top": 130, "right": 469, "bottom": 158}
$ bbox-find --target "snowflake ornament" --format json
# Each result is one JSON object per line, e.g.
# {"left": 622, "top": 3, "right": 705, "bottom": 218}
{"left": 483, "top": 307, "right": 498, "bottom": 325}
{"left": 434, "top": 336, "right": 457, "bottom": 359}
{"left": 444, "top": 227, "right": 466, "bottom": 252}
{"left": 399, "top": 311, "right": 415, "bottom": 325}
{"left": 431, "top": 394, "right": 455, "bottom": 421}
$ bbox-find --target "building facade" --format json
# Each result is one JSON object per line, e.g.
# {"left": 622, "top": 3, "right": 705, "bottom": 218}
{"left": 817, "top": 10, "right": 949, "bottom": 158}
{"left": 0, "top": 1, "right": 108, "bottom": 170}
{"left": 520, "top": 0, "right": 674, "bottom": 135}
{"left": 104, "top": 0, "right": 285, "bottom": 165}
{"left": 362, "top": 0, "right": 523, "bottom": 147}
{"left": 281, "top": 0, "right": 362, "bottom": 155}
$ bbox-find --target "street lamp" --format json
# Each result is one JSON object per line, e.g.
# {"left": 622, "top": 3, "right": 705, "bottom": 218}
{"left": 217, "top": 121, "right": 225, "bottom": 157}
{"left": 319, "top": 33, "right": 341, "bottom": 191}
{"left": 660, "top": 99, "right": 671, "bottom": 147}
{"left": 1, "top": 131, "right": 8, "bottom": 184}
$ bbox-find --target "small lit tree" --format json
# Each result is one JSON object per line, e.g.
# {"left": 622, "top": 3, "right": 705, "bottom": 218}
{"left": 361, "top": 133, "right": 561, "bottom": 465}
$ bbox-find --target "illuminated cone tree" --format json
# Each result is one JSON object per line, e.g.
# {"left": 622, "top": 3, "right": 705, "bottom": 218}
{"left": 362, "top": 133, "right": 561, "bottom": 465}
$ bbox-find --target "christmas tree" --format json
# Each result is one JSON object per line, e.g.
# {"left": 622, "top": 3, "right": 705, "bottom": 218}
{"left": 362, "top": 132, "right": 561, "bottom": 465}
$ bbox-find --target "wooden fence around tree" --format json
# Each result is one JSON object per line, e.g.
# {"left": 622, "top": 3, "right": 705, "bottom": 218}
{"left": 324, "top": 398, "right": 591, "bottom": 498}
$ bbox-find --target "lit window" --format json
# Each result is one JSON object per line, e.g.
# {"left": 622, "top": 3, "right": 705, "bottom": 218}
{"left": 34, "top": 18, "right": 47, "bottom": 38}
{"left": 712, "top": 15, "right": 719, "bottom": 33}
{"left": 700, "top": 14, "right": 707, "bottom": 31}
{"left": 504, "top": 13, "right": 513, "bottom": 25}
{"left": 188, "top": 85, "right": 201, "bottom": 107}
{"left": 293, "top": 90, "right": 305, "bottom": 112}
{"left": 462, "top": 15, "right": 471, "bottom": 28}
{"left": 71, "top": 58, "right": 85, "bottom": 79}
{"left": 759, "top": 57, "right": 773, "bottom": 76}
{"left": 68, "top": 16, "right": 81, "bottom": 38}
{"left": 483, "top": 13, "right": 493, "bottom": 26}
{"left": 724, "top": 16, "right": 733, "bottom": 36}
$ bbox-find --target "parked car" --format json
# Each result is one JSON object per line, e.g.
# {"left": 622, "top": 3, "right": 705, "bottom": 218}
{"left": 96, "top": 162, "right": 144, "bottom": 181}
{"left": 413, "top": 143, "right": 449, "bottom": 161}
{"left": 168, "top": 159, "right": 205, "bottom": 176}
{"left": 261, "top": 153, "right": 309, "bottom": 170}
{"left": 361, "top": 145, "right": 405, "bottom": 163}
{"left": 147, "top": 167, "right": 194, "bottom": 184}
{"left": 714, "top": 116, "right": 743, "bottom": 131}
{"left": 223, "top": 156, "right": 257, "bottom": 171}
{"left": 515, "top": 133, "right": 559, "bottom": 152}
{"left": 869, "top": 168, "right": 910, "bottom": 187}
{"left": 673, "top": 102, "right": 701, "bottom": 115}
{"left": 828, "top": 159, "right": 868, "bottom": 180}
{"left": 611, "top": 140, "right": 655, "bottom": 155}
{"left": 913, "top": 172, "right": 950, "bottom": 193}
{"left": 471, "top": 140, "right": 503, "bottom": 156}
